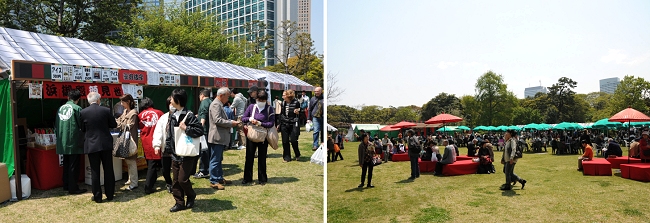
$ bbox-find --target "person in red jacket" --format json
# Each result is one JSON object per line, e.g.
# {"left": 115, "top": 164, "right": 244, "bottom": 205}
{"left": 138, "top": 97, "right": 165, "bottom": 194}
{"left": 578, "top": 140, "right": 594, "bottom": 171}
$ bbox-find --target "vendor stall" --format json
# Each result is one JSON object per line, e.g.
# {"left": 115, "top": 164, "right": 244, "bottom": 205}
{"left": 0, "top": 27, "right": 314, "bottom": 200}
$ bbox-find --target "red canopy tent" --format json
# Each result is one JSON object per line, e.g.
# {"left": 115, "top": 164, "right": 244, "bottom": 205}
{"left": 425, "top": 113, "right": 463, "bottom": 125}
{"left": 380, "top": 125, "right": 401, "bottom": 132}
{"left": 392, "top": 121, "right": 417, "bottom": 129}
{"left": 608, "top": 107, "right": 650, "bottom": 164}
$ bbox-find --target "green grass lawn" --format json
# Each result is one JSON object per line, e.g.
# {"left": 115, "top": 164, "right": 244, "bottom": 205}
{"left": 0, "top": 130, "right": 323, "bottom": 222}
{"left": 327, "top": 141, "right": 650, "bottom": 223}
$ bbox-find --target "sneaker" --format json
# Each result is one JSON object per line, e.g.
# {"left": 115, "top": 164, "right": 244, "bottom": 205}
{"left": 193, "top": 172, "right": 209, "bottom": 179}
{"left": 238, "top": 146, "right": 245, "bottom": 150}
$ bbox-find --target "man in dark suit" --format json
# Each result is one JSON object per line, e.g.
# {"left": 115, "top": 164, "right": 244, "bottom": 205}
{"left": 80, "top": 92, "right": 118, "bottom": 203}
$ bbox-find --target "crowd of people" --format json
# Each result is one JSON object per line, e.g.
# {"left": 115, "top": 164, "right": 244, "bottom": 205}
{"left": 54, "top": 86, "right": 324, "bottom": 212}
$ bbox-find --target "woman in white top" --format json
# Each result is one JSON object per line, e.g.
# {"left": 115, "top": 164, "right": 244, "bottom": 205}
{"left": 151, "top": 97, "right": 173, "bottom": 193}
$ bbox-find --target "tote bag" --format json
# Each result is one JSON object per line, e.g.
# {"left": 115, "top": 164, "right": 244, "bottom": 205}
{"left": 113, "top": 126, "right": 137, "bottom": 158}
{"left": 174, "top": 113, "right": 201, "bottom": 157}
{"left": 246, "top": 105, "right": 268, "bottom": 143}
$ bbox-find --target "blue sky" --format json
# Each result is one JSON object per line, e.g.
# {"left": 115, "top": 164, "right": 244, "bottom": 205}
{"left": 312, "top": 0, "right": 324, "bottom": 55}
{"left": 327, "top": 0, "right": 650, "bottom": 107}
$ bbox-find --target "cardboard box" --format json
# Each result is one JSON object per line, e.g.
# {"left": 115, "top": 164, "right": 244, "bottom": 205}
{"left": 84, "top": 155, "right": 123, "bottom": 186}
{"left": 0, "top": 163, "right": 11, "bottom": 203}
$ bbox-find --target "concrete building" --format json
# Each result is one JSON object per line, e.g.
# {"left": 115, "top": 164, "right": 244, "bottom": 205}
{"left": 524, "top": 86, "right": 547, "bottom": 98}
{"left": 599, "top": 77, "right": 620, "bottom": 94}
{"left": 297, "top": 0, "right": 310, "bottom": 34}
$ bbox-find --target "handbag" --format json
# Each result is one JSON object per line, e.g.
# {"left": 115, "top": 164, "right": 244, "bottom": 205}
{"left": 372, "top": 156, "right": 382, "bottom": 166}
{"left": 174, "top": 113, "right": 201, "bottom": 157}
{"left": 113, "top": 126, "right": 137, "bottom": 158}
{"left": 267, "top": 125, "right": 279, "bottom": 150}
{"left": 246, "top": 105, "right": 268, "bottom": 143}
{"left": 310, "top": 143, "right": 325, "bottom": 166}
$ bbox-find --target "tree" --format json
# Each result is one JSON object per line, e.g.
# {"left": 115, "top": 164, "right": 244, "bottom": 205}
{"left": 391, "top": 106, "right": 419, "bottom": 123}
{"left": 355, "top": 105, "right": 384, "bottom": 123}
{"left": 460, "top": 95, "right": 479, "bottom": 127}
{"left": 327, "top": 105, "right": 357, "bottom": 125}
{"left": 609, "top": 76, "right": 650, "bottom": 115}
{"left": 420, "top": 93, "right": 462, "bottom": 121}
{"left": 474, "top": 71, "right": 517, "bottom": 126}
{"left": 243, "top": 20, "right": 273, "bottom": 55}
{"left": 268, "top": 20, "right": 321, "bottom": 86}
{"left": 547, "top": 77, "right": 578, "bottom": 122}
{"left": 111, "top": 3, "right": 263, "bottom": 68}
{"left": 326, "top": 71, "right": 345, "bottom": 103}
{"left": 511, "top": 107, "right": 544, "bottom": 125}
{"left": 584, "top": 92, "right": 613, "bottom": 121}
{"left": 0, "top": 0, "right": 140, "bottom": 43}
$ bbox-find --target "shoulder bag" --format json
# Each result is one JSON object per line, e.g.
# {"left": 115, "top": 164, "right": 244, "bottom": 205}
{"left": 246, "top": 105, "right": 268, "bottom": 143}
{"left": 174, "top": 112, "right": 201, "bottom": 156}
{"left": 113, "top": 125, "right": 137, "bottom": 158}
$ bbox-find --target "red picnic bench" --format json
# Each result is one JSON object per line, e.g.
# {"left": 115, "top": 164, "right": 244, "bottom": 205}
{"left": 620, "top": 163, "right": 650, "bottom": 182}
{"left": 606, "top": 156, "right": 642, "bottom": 169}
{"left": 442, "top": 160, "right": 479, "bottom": 176}
{"left": 582, "top": 158, "right": 612, "bottom": 176}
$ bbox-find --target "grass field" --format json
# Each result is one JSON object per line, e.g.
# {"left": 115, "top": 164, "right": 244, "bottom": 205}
{"left": 0, "top": 130, "right": 324, "bottom": 222}
{"left": 327, "top": 141, "right": 650, "bottom": 223}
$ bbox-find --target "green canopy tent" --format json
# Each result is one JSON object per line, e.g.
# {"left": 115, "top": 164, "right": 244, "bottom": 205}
{"left": 457, "top": 126, "right": 471, "bottom": 131}
{"left": 436, "top": 126, "right": 460, "bottom": 133}
{"left": 591, "top": 118, "right": 622, "bottom": 129}
{"left": 495, "top": 125, "right": 508, "bottom": 132}
{"left": 523, "top": 123, "right": 539, "bottom": 130}
{"left": 473, "top": 126, "right": 488, "bottom": 131}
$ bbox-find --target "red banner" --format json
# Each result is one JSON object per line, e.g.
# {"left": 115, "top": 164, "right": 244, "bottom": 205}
{"left": 42, "top": 82, "right": 123, "bottom": 99}
{"left": 215, "top": 78, "right": 228, "bottom": 88}
{"left": 118, "top": 69, "right": 147, "bottom": 84}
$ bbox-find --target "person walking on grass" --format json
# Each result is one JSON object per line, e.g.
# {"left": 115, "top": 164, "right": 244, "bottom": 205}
{"left": 406, "top": 130, "right": 421, "bottom": 180}
{"left": 501, "top": 130, "right": 527, "bottom": 190}
{"left": 309, "top": 87, "right": 324, "bottom": 151}
{"left": 193, "top": 89, "right": 212, "bottom": 179}
{"left": 358, "top": 133, "right": 375, "bottom": 188}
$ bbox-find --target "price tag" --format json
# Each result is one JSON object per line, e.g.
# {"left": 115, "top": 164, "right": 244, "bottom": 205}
{"left": 102, "top": 68, "right": 111, "bottom": 83}
{"left": 62, "top": 65, "right": 73, "bottom": 82}
{"left": 73, "top": 66, "right": 83, "bottom": 82}
{"left": 110, "top": 69, "right": 119, "bottom": 83}
{"left": 83, "top": 67, "right": 93, "bottom": 82}
{"left": 51, "top": 64, "right": 63, "bottom": 81}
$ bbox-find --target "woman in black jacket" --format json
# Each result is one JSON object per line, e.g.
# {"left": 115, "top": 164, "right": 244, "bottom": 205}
{"left": 164, "top": 89, "right": 204, "bottom": 212}
{"left": 280, "top": 90, "right": 301, "bottom": 162}
{"left": 358, "top": 133, "right": 375, "bottom": 188}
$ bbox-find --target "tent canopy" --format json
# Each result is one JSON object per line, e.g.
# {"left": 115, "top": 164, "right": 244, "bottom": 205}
{"left": 0, "top": 27, "right": 312, "bottom": 89}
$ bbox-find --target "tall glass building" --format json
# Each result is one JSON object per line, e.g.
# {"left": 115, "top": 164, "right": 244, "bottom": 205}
{"left": 185, "top": 0, "right": 280, "bottom": 67}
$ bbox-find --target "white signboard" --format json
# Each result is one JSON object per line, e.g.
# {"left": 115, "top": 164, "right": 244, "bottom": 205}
{"left": 92, "top": 68, "right": 102, "bottom": 82}
{"left": 147, "top": 71, "right": 160, "bottom": 86}
{"left": 62, "top": 65, "right": 73, "bottom": 82}
{"left": 51, "top": 64, "right": 63, "bottom": 81}
{"left": 73, "top": 66, "right": 84, "bottom": 82}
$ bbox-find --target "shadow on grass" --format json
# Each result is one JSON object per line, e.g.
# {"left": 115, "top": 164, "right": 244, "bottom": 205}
{"left": 501, "top": 190, "right": 519, "bottom": 197}
{"left": 344, "top": 187, "right": 365, "bottom": 192}
{"left": 223, "top": 164, "right": 243, "bottom": 178}
{"left": 192, "top": 198, "right": 236, "bottom": 213}
{"left": 395, "top": 179, "right": 414, "bottom": 184}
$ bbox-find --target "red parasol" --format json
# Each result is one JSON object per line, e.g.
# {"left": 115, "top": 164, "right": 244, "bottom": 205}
{"left": 609, "top": 107, "right": 650, "bottom": 123}
{"left": 380, "top": 125, "right": 401, "bottom": 132}
{"left": 424, "top": 113, "right": 463, "bottom": 124}
{"left": 391, "top": 121, "right": 417, "bottom": 129}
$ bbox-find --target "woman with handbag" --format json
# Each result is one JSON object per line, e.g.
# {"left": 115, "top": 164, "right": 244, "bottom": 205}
{"left": 151, "top": 97, "right": 174, "bottom": 194}
{"left": 280, "top": 89, "right": 301, "bottom": 162}
{"left": 116, "top": 94, "right": 140, "bottom": 191}
{"left": 165, "top": 89, "right": 204, "bottom": 212}
{"left": 241, "top": 89, "right": 275, "bottom": 185}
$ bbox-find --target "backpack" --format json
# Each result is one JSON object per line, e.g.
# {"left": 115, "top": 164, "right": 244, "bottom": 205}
{"left": 509, "top": 140, "right": 523, "bottom": 159}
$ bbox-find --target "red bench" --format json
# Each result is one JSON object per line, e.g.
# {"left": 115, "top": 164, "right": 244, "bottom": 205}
{"left": 620, "top": 163, "right": 650, "bottom": 182}
{"left": 606, "top": 157, "right": 641, "bottom": 169}
{"left": 442, "top": 160, "right": 479, "bottom": 176}
{"left": 455, "top": 155, "right": 474, "bottom": 161}
{"left": 582, "top": 158, "right": 612, "bottom": 176}
{"left": 392, "top": 153, "right": 409, "bottom": 162}
{"left": 418, "top": 158, "right": 437, "bottom": 172}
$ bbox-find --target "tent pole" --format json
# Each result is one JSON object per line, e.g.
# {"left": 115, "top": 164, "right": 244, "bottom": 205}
{"left": 10, "top": 80, "right": 22, "bottom": 200}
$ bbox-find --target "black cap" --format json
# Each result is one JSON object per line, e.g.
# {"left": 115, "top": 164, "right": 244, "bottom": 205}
{"left": 248, "top": 86, "right": 259, "bottom": 93}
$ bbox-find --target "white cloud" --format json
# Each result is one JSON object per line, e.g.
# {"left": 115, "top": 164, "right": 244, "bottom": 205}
{"left": 437, "top": 61, "right": 458, "bottom": 69}
{"left": 601, "top": 49, "right": 649, "bottom": 65}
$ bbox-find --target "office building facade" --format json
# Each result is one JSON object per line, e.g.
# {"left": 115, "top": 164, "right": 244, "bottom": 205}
{"left": 524, "top": 86, "right": 547, "bottom": 98}
{"left": 599, "top": 77, "right": 620, "bottom": 94}
{"left": 297, "top": 0, "right": 310, "bottom": 34}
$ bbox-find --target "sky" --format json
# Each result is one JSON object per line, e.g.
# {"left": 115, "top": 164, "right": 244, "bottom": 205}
{"left": 312, "top": 0, "right": 324, "bottom": 55}
{"left": 327, "top": 0, "right": 650, "bottom": 108}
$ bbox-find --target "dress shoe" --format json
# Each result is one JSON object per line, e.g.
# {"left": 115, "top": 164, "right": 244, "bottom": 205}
{"left": 92, "top": 197, "right": 102, "bottom": 203}
{"left": 295, "top": 156, "right": 301, "bottom": 161}
{"left": 169, "top": 204, "right": 186, "bottom": 212}
{"left": 186, "top": 196, "right": 196, "bottom": 208}
{"left": 106, "top": 196, "right": 114, "bottom": 201}
{"left": 144, "top": 188, "right": 154, "bottom": 195}
{"left": 357, "top": 183, "right": 364, "bottom": 188}
{"left": 210, "top": 183, "right": 225, "bottom": 190}
{"left": 166, "top": 184, "right": 172, "bottom": 193}
{"left": 242, "top": 180, "right": 252, "bottom": 185}
{"left": 520, "top": 180, "right": 527, "bottom": 189}
{"left": 366, "top": 184, "right": 375, "bottom": 188}
{"left": 499, "top": 185, "right": 512, "bottom": 190}
{"left": 69, "top": 189, "right": 87, "bottom": 195}
{"left": 257, "top": 181, "right": 266, "bottom": 186}
{"left": 219, "top": 179, "right": 233, "bottom": 185}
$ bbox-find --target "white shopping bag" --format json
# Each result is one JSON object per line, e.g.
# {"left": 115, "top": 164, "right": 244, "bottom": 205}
{"left": 310, "top": 143, "right": 325, "bottom": 166}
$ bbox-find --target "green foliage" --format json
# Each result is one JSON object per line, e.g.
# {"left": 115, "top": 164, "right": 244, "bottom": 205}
{"left": 110, "top": 4, "right": 263, "bottom": 68}
{"left": 392, "top": 106, "right": 420, "bottom": 123}
{"left": 266, "top": 21, "right": 322, "bottom": 86}
{"left": 327, "top": 105, "right": 358, "bottom": 124}
{"left": 460, "top": 95, "right": 479, "bottom": 127}
{"left": 421, "top": 93, "right": 462, "bottom": 121}
{"left": 474, "top": 71, "right": 517, "bottom": 125}
{"left": 512, "top": 106, "right": 544, "bottom": 125}
{"left": 609, "top": 75, "right": 650, "bottom": 115}
{"left": 548, "top": 77, "right": 579, "bottom": 122}
{"left": 0, "top": 0, "right": 140, "bottom": 43}
{"left": 414, "top": 207, "right": 452, "bottom": 223}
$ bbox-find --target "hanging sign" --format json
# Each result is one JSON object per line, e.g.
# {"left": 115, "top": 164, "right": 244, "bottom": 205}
{"left": 73, "top": 66, "right": 83, "bottom": 81}
{"left": 62, "top": 65, "right": 73, "bottom": 82}
{"left": 29, "top": 82, "right": 43, "bottom": 99}
{"left": 215, "top": 78, "right": 228, "bottom": 88}
{"left": 92, "top": 67, "right": 102, "bottom": 82}
{"left": 118, "top": 69, "right": 147, "bottom": 84}
{"left": 122, "top": 84, "right": 144, "bottom": 99}
{"left": 43, "top": 82, "right": 123, "bottom": 99}
{"left": 51, "top": 64, "right": 63, "bottom": 81}
{"left": 147, "top": 71, "right": 160, "bottom": 86}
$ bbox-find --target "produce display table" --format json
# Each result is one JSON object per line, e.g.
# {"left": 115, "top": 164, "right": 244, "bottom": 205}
{"left": 582, "top": 158, "right": 612, "bottom": 176}
{"left": 442, "top": 160, "right": 479, "bottom": 176}
{"left": 26, "top": 147, "right": 84, "bottom": 190}
{"left": 606, "top": 157, "right": 641, "bottom": 169}
{"left": 620, "top": 163, "right": 650, "bottom": 182}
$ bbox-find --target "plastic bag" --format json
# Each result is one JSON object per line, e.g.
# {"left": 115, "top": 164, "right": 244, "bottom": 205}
{"left": 310, "top": 143, "right": 325, "bottom": 166}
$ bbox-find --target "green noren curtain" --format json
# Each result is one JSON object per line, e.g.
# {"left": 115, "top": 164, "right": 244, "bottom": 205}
{"left": 0, "top": 79, "right": 14, "bottom": 177}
